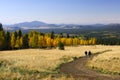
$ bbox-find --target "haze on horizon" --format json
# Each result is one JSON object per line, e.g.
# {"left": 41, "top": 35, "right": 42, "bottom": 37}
{"left": 0, "top": 0, "right": 120, "bottom": 25}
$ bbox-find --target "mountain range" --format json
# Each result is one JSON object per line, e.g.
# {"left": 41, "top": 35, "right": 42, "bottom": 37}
{"left": 3, "top": 21, "right": 120, "bottom": 30}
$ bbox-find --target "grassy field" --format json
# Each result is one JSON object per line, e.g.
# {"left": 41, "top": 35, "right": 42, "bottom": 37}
{"left": 0, "top": 45, "right": 119, "bottom": 79}
{"left": 88, "top": 46, "right": 120, "bottom": 75}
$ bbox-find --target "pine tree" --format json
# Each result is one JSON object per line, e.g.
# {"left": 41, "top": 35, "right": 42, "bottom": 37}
{"left": 0, "top": 23, "right": 3, "bottom": 31}
{"left": 17, "top": 29, "right": 22, "bottom": 37}
{"left": 22, "top": 34, "right": 29, "bottom": 48}
{"left": 66, "top": 34, "right": 69, "bottom": 38}
{"left": 14, "top": 31, "right": 18, "bottom": 39}
{"left": 5, "top": 31, "right": 11, "bottom": 49}
{"left": 50, "top": 31, "right": 54, "bottom": 39}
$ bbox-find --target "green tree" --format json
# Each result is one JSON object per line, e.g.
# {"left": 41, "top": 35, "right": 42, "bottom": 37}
{"left": 51, "top": 31, "right": 54, "bottom": 39}
{"left": 58, "top": 41, "right": 65, "bottom": 50}
{"left": 66, "top": 34, "right": 69, "bottom": 38}
{"left": 22, "top": 34, "right": 29, "bottom": 48}
{"left": 17, "top": 29, "right": 22, "bottom": 37}
{"left": 5, "top": 31, "right": 11, "bottom": 49}
{"left": 14, "top": 31, "right": 18, "bottom": 39}
{"left": 0, "top": 23, "right": 3, "bottom": 31}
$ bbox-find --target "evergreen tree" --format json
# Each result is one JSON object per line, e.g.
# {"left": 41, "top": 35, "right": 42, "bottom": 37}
{"left": 0, "top": 23, "right": 3, "bottom": 31}
{"left": 14, "top": 31, "right": 18, "bottom": 39}
{"left": 51, "top": 31, "right": 54, "bottom": 39}
{"left": 17, "top": 29, "right": 22, "bottom": 37}
{"left": 5, "top": 31, "right": 11, "bottom": 49}
{"left": 22, "top": 34, "right": 29, "bottom": 48}
{"left": 66, "top": 34, "right": 69, "bottom": 38}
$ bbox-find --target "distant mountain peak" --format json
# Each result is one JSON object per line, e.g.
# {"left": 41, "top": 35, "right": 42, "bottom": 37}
{"left": 16, "top": 21, "right": 47, "bottom": 25}
{"left": 29, "top": 21, "right": 47, "bottom": 24}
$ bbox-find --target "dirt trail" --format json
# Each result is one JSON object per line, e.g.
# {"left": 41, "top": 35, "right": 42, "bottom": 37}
{"left": 59, "top": 50, "right": 120, "bottom": 80}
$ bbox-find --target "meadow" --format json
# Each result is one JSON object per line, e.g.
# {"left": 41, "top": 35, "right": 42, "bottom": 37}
{"left": 0, "top": 45, "right": 120, "bottom": 79}
{"left": 88, "top": 46, "right": 120, "bottom": 75}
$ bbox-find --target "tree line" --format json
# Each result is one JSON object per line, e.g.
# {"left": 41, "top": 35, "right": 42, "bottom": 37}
{"left": 0, "top": 23, "right": 96, "bottom": 50}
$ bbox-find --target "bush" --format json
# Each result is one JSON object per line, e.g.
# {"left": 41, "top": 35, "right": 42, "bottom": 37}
{"left": 58, "top": 42, "right": 65, "bottom": 50}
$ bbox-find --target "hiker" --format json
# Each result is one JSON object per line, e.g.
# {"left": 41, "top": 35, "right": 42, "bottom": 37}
{"left": 88, "top": 51, "right": 92, "bottom": 57}
{"left": 85, "top": 51, "right": 87, "bottom": 57}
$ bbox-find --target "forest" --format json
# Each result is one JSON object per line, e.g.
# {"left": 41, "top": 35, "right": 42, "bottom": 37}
{"left": 1, "top": 22, "right": 120, "bottom": 51}
{"left": 0, "top": 23, "right": 96, "bottom": 50}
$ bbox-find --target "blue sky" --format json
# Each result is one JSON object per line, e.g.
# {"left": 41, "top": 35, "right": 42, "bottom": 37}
{"left": 0, "top": 0, "right": 120, "bottom": 24}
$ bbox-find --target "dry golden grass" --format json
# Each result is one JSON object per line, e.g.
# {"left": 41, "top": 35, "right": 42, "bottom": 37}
{"left": 0, "top": 45, "right": 119, "bottom": 79}
{"left": 0, "top": 46, "right": 105, "bottom": 72}
{"left": 88, "top": 46, "right": 120, "bottom": 74}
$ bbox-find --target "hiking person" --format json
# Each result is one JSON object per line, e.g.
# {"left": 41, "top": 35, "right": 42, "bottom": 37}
{"left": 88, "top": 51, "right": 92, "bottom": 57}
{"left": 85, "top": 51, "right": 87, "bottom": 57}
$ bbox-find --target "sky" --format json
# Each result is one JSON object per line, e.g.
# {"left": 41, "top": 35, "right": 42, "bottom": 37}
{"left": 0, "top": 0, "right": 120, "bottom": 24}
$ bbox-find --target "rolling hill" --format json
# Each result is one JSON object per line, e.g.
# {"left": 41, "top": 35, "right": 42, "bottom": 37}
{"left": 3, "top": 21, "right": 120, "bottom": 31}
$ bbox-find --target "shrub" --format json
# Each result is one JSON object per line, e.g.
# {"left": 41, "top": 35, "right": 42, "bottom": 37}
{"left": 58, "top": 41, "right": 65, "bottom": 50}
